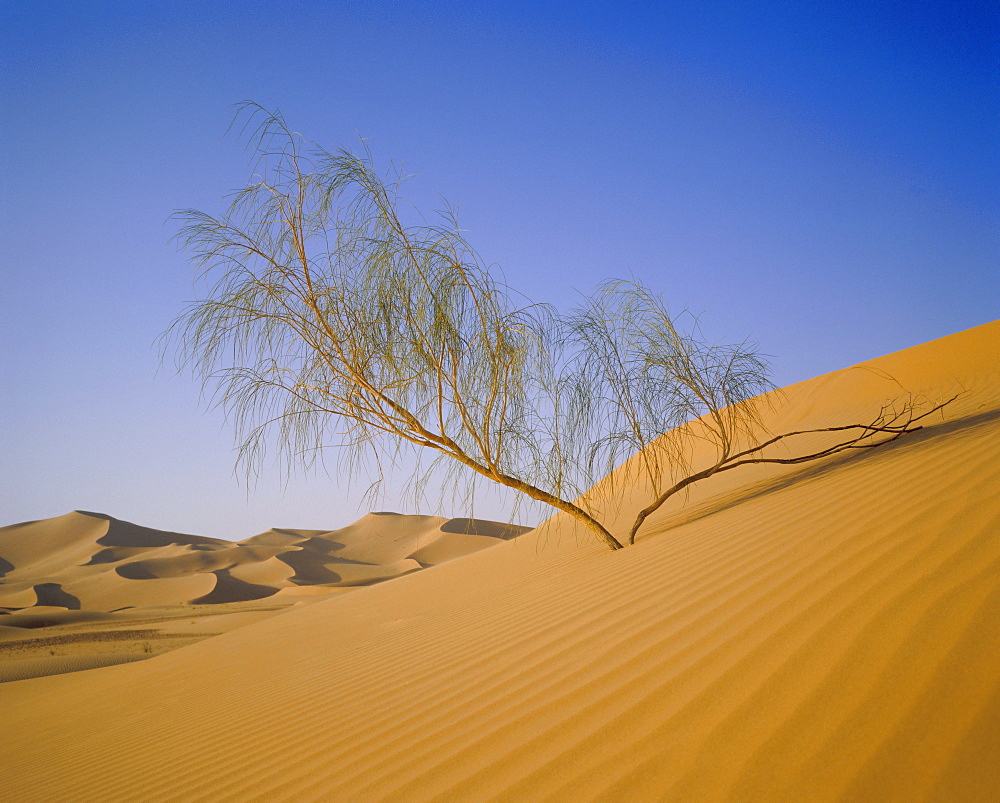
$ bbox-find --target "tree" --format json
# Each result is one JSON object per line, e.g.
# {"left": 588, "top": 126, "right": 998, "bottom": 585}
{"left": 562, "top": 282, "right": 955, "bottom": 544}
{"left": 167, "top": 104, "right": 953, "bottom": 551}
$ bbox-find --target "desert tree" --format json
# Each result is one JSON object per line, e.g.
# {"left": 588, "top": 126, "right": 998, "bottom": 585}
{"left": 562, "top": 282, "right": 956, "bottom": 544}
{"left": 167, "top": 103, "right": 954, "bottom": 551}
{"left": 167, "top": 102, "right": 625, "bottom": 550}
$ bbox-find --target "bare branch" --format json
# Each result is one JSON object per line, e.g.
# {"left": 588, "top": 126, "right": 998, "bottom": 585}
{"left": 625, "top": 394, "right": 959, "bottom": 544}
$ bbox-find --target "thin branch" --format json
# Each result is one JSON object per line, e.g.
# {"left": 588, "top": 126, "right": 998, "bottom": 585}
{"left": 626, "top": 395, "right": 958, "bottom": 544}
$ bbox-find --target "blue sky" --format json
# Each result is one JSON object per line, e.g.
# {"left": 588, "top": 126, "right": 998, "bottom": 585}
{"left": 2, "top": 1, "right": 997, "bottom": 539}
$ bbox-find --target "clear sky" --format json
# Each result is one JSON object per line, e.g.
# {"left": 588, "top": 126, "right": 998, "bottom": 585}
{"left": 2, "top": 1, "right": 997, "bottom": 539}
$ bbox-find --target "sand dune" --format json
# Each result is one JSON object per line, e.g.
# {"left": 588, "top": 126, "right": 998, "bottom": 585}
{"left": 2, "top": 321, "right": 998, "bottom": 800}
{"left": 0, "top": 511, "right": 530, "bottom": 613}
{"left": 0, "top": 511, "right": 532, "bottom": 682}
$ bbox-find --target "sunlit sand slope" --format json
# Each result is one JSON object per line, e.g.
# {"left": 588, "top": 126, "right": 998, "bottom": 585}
{"left": 3, "top": 321, "right": 998, "bottom": 800}
{"left": 0, "top": 511, "right": 530, "bottom": 612}
{"left": 0, "top": 512, "right": 529, "bottom": 682}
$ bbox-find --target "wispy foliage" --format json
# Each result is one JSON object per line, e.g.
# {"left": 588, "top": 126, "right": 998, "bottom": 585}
{"left": 167, "top": 104, "right": 953, "bottom": 550}
{"left": 563, "top": 280, "right": 774, "bottom": 495}
{"left": 168, "top": 103, "right": 622, "bottom": 548}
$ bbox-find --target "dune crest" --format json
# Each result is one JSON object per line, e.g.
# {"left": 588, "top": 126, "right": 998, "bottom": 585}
{"left": 1, "top": 321, "right": 998, "bottom": 799}
{"left": 0, "top": 511, "right": 532, "bottom": 614}
{"left": 0, "top": 511, "right": 532, "bottom": 682}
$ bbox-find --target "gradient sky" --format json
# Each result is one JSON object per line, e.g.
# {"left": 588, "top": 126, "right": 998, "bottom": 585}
{"left": 2, "top": 1, "right": 997, "bottom": 540}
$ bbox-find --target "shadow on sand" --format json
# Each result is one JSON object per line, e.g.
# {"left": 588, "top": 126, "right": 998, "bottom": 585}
{"left": 639, "top": 407, "right": 1000, "bottom": 541}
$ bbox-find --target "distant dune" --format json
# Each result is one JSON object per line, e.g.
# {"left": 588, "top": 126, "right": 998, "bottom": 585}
{"left": 0, "top": 511, "right": 531, "bottom": 682}
{"left": 2, "top": 321, "right": 998, "bottom": 800}
{"left": 0, "top": 510, "right": 530, "bottom": 611}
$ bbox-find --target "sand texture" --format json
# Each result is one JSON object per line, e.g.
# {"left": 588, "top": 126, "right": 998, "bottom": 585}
{"left": 0, "top": 512, "right": 530, "bottom": 681}
{"left": 2, "top": 321, "right": 998, "bottom": 800}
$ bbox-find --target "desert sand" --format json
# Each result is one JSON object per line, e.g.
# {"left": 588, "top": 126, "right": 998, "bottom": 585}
{"left": 2, "top": 320, "right": 998, "bottom": 800}
{"left": 0, "top": 512, "right": 529, "bottom": 683}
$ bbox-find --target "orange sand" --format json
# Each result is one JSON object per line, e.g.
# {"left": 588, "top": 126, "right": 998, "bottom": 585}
{"left": 0, "top": 513, "right": 529, "bottom": 682}
{"left": 2, "top": 321, "right": 998, "bottom": 800}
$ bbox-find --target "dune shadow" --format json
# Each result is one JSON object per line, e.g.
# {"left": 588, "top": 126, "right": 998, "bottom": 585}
{"left": 440, "top": 518, "right": 532, "bottom": 540}
{"left": 276, "top": 551, "right": 343, "bottom": 585}
{"left": 93, "top": 515, "right": 223, "bottom": 549}
{"left": 297, "top": 536, "right": 347, "bottom": 556}
{"left": 0, "top": 555, "right": 14, "bottom": 579}
{"left": 32, "top": 583, "right": 81, "bottom": 610}
{"left": 83, "top": 547, "right": 130, "bottom": 566}
{"left": 115, "top": 562, "right": 159, "bottom": 580}
{"left": 190, "top": 569, "right": 279, "bottom": 605}
{"left": 645, "top": 407, "right": 1000, "bottom": 539}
